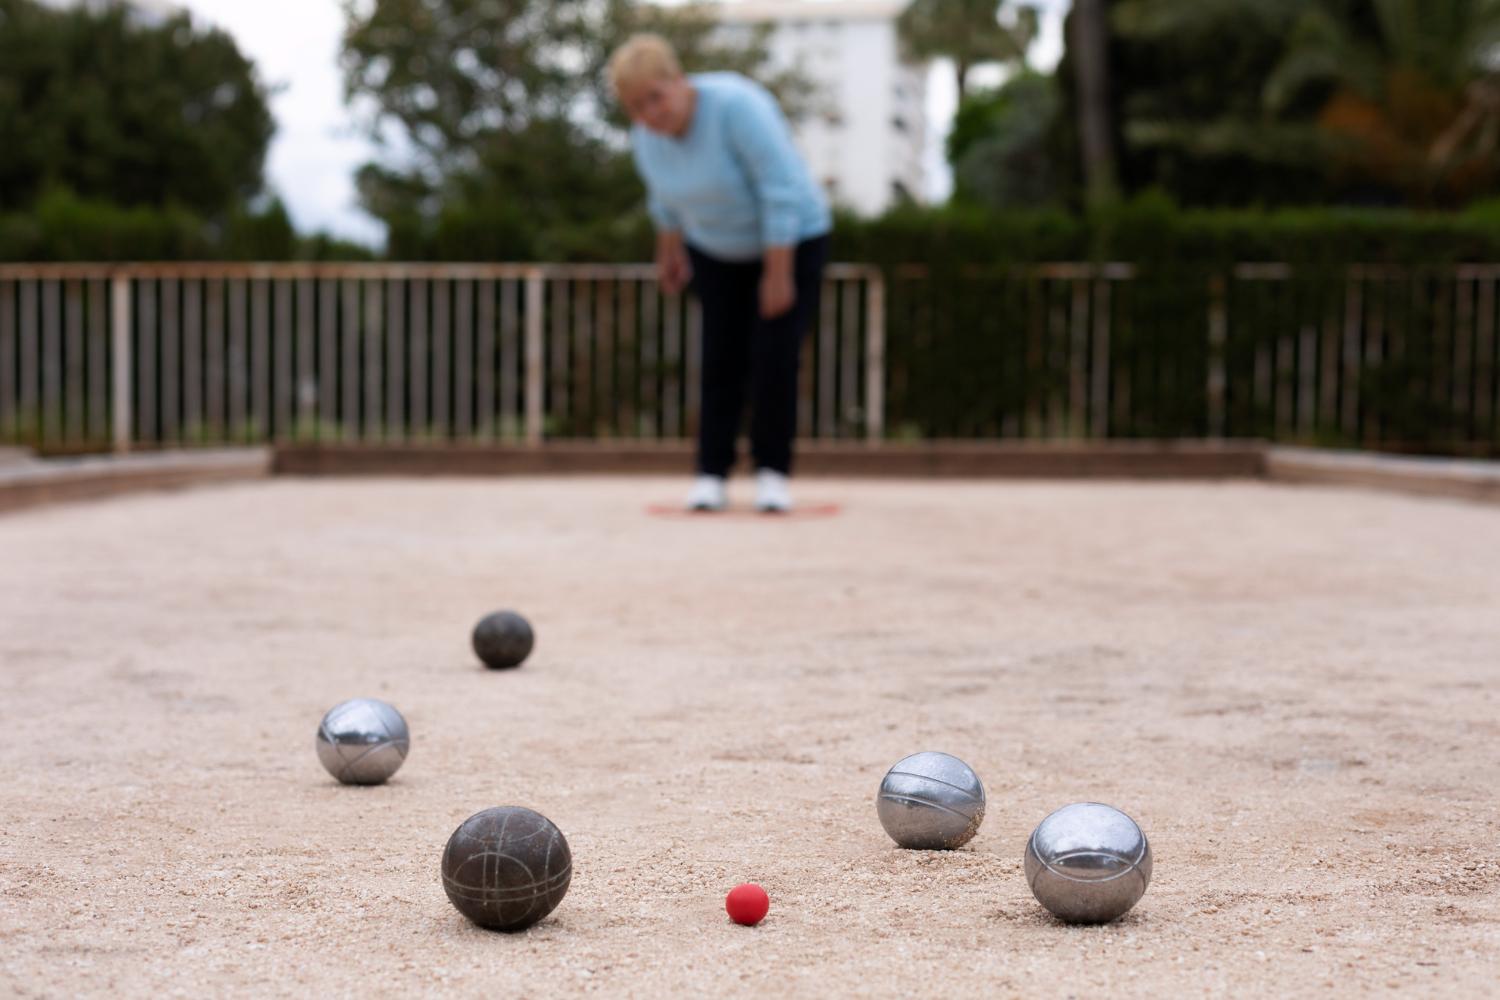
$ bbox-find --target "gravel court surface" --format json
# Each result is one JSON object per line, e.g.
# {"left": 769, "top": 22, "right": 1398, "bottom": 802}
{"left": 2, "top": 476, "right": 1498, "bottom": 997}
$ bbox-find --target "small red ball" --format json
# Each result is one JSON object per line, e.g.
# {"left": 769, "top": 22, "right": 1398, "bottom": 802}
{"left": 725, "top": 883, "right": 770, "bottom": 926}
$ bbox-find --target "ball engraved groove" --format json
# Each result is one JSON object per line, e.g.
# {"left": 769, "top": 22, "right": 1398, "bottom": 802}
{"left": 1023, "top": 802, "right": 1152, "bottom": 923}
{"left": 875, "top": 751, "right": 986, "bottom": 850}
{"left": 314, "top": 698, "right": 410, "bottom": 785}
{"left": 441, "top": 806, "right": 572, "bottom": 932}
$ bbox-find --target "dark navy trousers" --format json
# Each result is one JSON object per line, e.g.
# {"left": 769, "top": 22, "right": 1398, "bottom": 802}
{"left": 686, "top": 234, "right": 829, "bottom": 477}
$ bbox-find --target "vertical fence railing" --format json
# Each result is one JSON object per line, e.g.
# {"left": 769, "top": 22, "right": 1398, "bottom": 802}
{"left": 880, "top": 261, "right": 1500, "bottom": 452}
{"left": 4, "top": 262, "right": 1499, "bottom": 454}
{"left": 1221, "top": 264, "right": 1500, "bottom": 450}
{"left": 886, "top": 262, "right": 1139, "bottom": 439}
{"left": 0, "top": 263, "right": 885, "bottom": 453}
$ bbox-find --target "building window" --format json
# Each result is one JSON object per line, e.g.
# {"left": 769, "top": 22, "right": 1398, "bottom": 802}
{"left": 891, "top": 115, "right": 908, "bottom": 134}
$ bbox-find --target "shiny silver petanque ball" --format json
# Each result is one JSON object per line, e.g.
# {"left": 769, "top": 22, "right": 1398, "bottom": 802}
{"left": 472, "top": 610, "right": 535, "bottom": 670}
{"left": 315, "top": 698, "right": 410, "bottom": 785}
{"left": 1024, "top": 802, "right": 1152, "bottom": 923}
{"left": 441, "top": 806, "right": 572, "bottom": 932}
{"left": 876, "top": 751, "right": 986, "bottom": 850}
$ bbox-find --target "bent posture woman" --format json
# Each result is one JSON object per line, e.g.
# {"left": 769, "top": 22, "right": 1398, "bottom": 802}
{"left": 610, "top": 34, "right": 831, "bottom": 513}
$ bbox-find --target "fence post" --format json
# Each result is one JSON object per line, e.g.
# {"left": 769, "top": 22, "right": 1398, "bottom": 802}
{"left": 1207, "top": 273, "right": 1228, "bottom": 439}
{"left": 1090, "top": 276, "right": 1113, "bottom": 438}
{"left": 111, "top": 272, "right": 132, "bottom": 453}
{"left": 864, "top": 270, "right": 885, "bottom": 447}
{"left": 524, "top": 268, "right": 545, "bottom": 447}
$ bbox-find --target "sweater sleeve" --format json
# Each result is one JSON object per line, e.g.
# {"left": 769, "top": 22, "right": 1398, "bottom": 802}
{"left": 632, "top": 141, "right": 682, "bottom": 232}
{"left": 724, "top": 85, "right": 806, "bottom": 248}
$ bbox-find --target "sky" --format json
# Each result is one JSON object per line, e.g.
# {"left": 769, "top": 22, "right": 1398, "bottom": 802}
{"left": 172, "top": 0, "right": 1070, "bottom": 247}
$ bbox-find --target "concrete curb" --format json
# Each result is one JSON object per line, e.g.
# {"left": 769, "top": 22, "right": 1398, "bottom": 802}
{"left": 4, "top": 442, "right": 1499, "bottom": 514}
{"left": 0, "top": 449, "right": 273, "bottom": 514}
{"left": 272, "top": 440, "right": 1267, "bottom": 480}
{"left": 1263, "top": 447, "right": 1500, "bottom": 504}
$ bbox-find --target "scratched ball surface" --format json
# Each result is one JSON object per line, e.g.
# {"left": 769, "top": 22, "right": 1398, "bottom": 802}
{"left": 472, "top": 610, "right": 535, "bottom": 670}
{"left": 875, "top": 751, "right": 986, "bottom": 850}
{"left": 1024, "top": 802, "right": 1152, "bottom": 924}
{"left": 441, "top": 806, "right": 572, "bottom": 932}
{"left": 314, "top": 698, "right": 410, "bottom": 785}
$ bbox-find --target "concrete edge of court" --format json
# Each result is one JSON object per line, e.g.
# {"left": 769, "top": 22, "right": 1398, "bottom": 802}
{"left": 269, "top": 440, "right": 1268, "bottom": 480}
{"left": 1263, "top": 446, "right": 1500, "bottom": 504}
{"left": 2, "top": 442, "right": 1499, "bottom": 514}
{"left": 0, "top": 448, "right": 273, "bottom": 514}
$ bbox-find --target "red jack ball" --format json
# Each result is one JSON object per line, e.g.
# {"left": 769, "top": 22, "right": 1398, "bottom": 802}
{"left": 725, "top": 883, "right": 770, "bottom": 926}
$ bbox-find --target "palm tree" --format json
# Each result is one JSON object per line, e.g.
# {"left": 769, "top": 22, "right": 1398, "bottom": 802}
{"left": 897, "top": 0, "right": 1039, "bottom": 100}
{"left": 1070, "top": 0, "right": 1119, "bottom": 207}
{"left": 1265, "top": 0, "right": 1500, "bottom": 204}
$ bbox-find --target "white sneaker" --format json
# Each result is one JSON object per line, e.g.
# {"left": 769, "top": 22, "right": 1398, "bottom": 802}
{"left": 754, "top": 469, "right": 793, "bottom": 513}
{"left": 685, "top": 474, "right": 727, "bottom": 512}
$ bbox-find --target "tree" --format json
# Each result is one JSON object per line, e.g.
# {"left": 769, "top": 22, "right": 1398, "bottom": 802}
{"left": 340, "top": 0, "right": 801, "bottom": 259}
{"left": 1265, "top": 0, "right": 1500, "bottom": 205}
{"left": 1064, "top": 0, "right": 1500, "bottom": 209}
{"left": 897, "top": 0, "right": 1038, "bottom": 100}
{"left": 0, "top": 0, "right": 275, "bottom": 216}
{"left": 1056, "top": 0, "right": 1334, "bottom": 208}
{"left": 948, "top": 72, "right": 1062, "bottom": 209}
{"left": 1069, "top": 0, "right": 1119, "bottom": 207}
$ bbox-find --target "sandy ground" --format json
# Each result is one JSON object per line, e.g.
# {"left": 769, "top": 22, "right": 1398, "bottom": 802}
{"left": 2, "top": 475, "right": 1499, "bottom": 998}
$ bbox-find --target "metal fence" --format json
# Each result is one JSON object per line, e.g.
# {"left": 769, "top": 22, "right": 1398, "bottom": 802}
{"left": 0, "top": 263, "right": 883, "bottom": 452}
{"left": 887, "top": 263, "right": 1135, "bottom": 440}
{"left": 1218, "top": 264, "right": 1499, "bottom": 449}
{"left": 883, "top": 262, "right": 1500, "bottom": 451}
{"left": 3, "top": 261, "right": 1499, "bottom": 454}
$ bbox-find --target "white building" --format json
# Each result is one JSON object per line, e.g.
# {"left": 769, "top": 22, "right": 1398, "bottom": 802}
{"left": 36, "top": 0, "right": 179, "bottom": 24}
{"left": 715, "top": 0, "right": 927, "bottom": 216}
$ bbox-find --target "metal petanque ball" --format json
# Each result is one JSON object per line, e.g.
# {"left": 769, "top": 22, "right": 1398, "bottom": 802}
{"left": 441, "top": 806, "right": 573, "bottom": 932}
{"left": 876, "top": 751, "right": 986, "bottom": 850}
{"left": 1024, "top": 802, "right": 1152, "bottom": 924}
{"left": 472, "top": 610, "right": 535, "bottom": 670}
{"left": 315, "top": 697, "right": 410, "bottom": 785}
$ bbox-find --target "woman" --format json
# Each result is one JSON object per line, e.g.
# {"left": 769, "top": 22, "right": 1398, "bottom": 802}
{"left": 609, "top": 34, "right": 831, "bottom": 513}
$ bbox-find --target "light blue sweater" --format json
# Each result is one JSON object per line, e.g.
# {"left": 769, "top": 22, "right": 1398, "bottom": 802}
{"left": 630, "top": 73, "right": 831, "bottom": 262}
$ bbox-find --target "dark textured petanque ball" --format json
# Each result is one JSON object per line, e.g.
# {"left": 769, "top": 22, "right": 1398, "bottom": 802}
{"left": 472, "top": 610, "right": 535, "bottom": 669}
{"left": 441, "top": 806, "right": 572, "bottom": 932}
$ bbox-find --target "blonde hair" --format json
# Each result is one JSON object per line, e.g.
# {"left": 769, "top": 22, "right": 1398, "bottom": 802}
{"left": 608, "top": 34, "right": 683, "bottom": 95}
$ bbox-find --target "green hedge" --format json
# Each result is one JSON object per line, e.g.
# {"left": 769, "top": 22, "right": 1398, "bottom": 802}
{"left": 0, "top": 188, "right": 374, "bottom": 262}
{"left": 833, "top": 195, "right": 1500, "bottom": 270}
{"left": 14, "top": 189, "right": 1500, "bottom": 269}
{"left": 835, "top": 198, "right": 1500, "bottom": 454}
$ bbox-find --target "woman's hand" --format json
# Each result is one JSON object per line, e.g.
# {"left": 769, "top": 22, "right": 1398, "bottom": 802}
{"left": 760, "top": 245, "right": 796, "bottom": 318}
{"left": 656, "top": 230, "right": 691, "bottom": 295}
